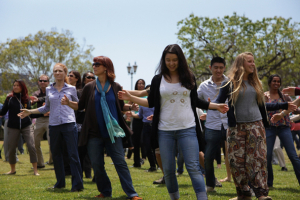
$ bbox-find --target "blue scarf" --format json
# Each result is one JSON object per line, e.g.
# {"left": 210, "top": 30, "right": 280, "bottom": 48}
{"left": 96, "top": 78, "right": 125, "bottom": 143}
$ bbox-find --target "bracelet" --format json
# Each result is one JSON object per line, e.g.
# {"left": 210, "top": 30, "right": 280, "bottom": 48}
{"left": 29, "top": 110, "right": 32, "bottom": 114}
{"left": 280, "top": 111, "right": 286, "bottom": 116}
{"left": 129, "top": 106, "right": 132, "bottom": 111}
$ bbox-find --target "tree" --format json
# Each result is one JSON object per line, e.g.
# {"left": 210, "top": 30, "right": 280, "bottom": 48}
{"left": 177, "top": 13, "right": 300, "bottom": 89}
{"left": 0, "top": 29, "right": 94, "bottom": 93}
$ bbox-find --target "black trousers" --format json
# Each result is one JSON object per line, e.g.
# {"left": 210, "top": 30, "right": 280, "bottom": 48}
{"left": 132, "top": 118, "right": 143, "bottom": 166}
{"left": 78, "top": 132, "right": 92, "bottom": 178}
{"left": 141, "top": 123, "right": 156, "bottom": 167}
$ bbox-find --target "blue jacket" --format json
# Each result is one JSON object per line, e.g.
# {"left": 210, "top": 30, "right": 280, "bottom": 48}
{"left": 215, "top": 81, "right": 288, "bottom": 128}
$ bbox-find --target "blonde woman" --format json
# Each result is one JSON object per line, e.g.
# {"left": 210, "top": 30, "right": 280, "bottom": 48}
{"left": 18, "top": 63, "right": 83, "bottom": 192}
{"left": 215, "top": 52, "right": 296, "bottom": 200}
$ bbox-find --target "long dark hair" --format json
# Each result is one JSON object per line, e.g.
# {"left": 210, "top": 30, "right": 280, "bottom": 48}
{"left": 8, "top": 80, "right": 29, "bottom": 105}
{"left": 156, "top": 44, "right": 194, "bottom": 90}
{"left": 268, "top": 74, "right": 285, "bottom": 101}
{"left": 69, "top": 70, "right": 82, "bottom": 89}
{"left": 82, "top": 71, "right": 95, "bottom": 88}
{"left": 134, "top": 79, "right": 145, "bottom": 90}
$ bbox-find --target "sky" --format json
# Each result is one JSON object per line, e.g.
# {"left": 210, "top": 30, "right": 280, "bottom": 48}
{"left": 1, "top": 0, "right": 300, "bottom": 90}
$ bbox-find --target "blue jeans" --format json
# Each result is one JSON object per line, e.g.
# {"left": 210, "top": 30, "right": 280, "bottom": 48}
{"left": 158, "top": 126, "right": 207, "bottom": 200}
{"left": 177, "top": 144, "right": 184, "bottom": 174}
{"left": 292, "top": 130, "right": 300, "bottom": 150}
{"left": 266, "top": 126, "right": 300, "bottom": 187}
{"left": 49, "top": 123, "right": 83, "bottom": 190}
{"left": 204, "top": 126, "right": 226, "bottom": 187}
{"left": 87, "top": 137, "right": 138, "bottom": 198}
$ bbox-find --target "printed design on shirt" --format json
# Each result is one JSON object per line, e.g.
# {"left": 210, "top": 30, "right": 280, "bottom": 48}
{"left": 180, "top": 99, "right": 185, "bottom": 103}
{"left": 170, "top": 99, "right": 175, "bottom": 103}
{"left": 173, "top": 91, "right": 178, "bottom": 95}
{"left": 183, "top": 91, "right": 187, "bottom": 96}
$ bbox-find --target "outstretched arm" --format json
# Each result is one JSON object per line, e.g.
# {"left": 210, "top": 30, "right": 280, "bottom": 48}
{"left": 270, "top": 99, "right": 299, "bottom": 123}
{"left": 118, "top": 90, "right": 149, "bottom": 107}
{"left": 208, "top": 102, "right": 229, "bottom": 114}
{"left": 127, "top": 90, "right": 148, "bottom": 97}
{"left": 18, "top": 108, "right": 41, "bottom": 119}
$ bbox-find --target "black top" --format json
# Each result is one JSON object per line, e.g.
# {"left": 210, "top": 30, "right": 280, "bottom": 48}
{"left": 75, "top": 89, "right": 85, "bottom": 125}
{"left": 32, "top": 89, "right": 46, "bottom": 107}
{"left": 215, "top": 81, "right": 289, "bottom": 128}
{"left": 147, "top": 75, "right": 210, "bottom": 151}
{"left": 78, "top": 81, "right": 133, "bottom": 148}
{"left": 31, "top": 89, "right": 47, "bottom": 118}
{"left": 0, "top": 93, "right": 32, "bottom": 129}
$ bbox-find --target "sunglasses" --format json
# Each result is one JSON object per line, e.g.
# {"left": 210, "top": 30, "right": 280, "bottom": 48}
{"left": 92, "top": 62, "right": 102, "bottom": 67}
{"left": 86, "top": 76, "right": 95, "bottom": 80}
{"left": 39, "top": 80, "right": 48, "bottom": 83}
{"left": 67, "top": 74, "right": 75, "bottom": 78}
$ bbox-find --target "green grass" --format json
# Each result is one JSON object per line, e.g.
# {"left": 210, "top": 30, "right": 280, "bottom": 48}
{"left": 0, "top": 140, "right": 300, "bottom": 199}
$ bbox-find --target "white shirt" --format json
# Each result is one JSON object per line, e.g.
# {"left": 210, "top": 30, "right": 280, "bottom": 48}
{"left": 158, "top": 76, "right": 195, "bottom": 130}
{"left": 197, "top": 75, "right": 228, "bottom": 130}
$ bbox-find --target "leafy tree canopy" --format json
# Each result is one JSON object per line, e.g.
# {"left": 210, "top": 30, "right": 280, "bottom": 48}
{"left": 177, "top": 13, "right": 300, "bottom": 89}
{"left": 0, "top": 29, "right": 94, "bottom": 93}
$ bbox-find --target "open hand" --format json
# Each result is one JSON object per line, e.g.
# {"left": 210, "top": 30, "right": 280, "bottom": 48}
{"left": 146, "top": 114, "right": 153, "bottom": 121}
{"left": 287, "top": 102, "right": 297, "bottom": 112}
{"left": 61, "top": 95, "right": 70, "bottom": 105}
{"left": 118, "top": 90, "right": 132, "bottom": 101}
{"left": 125, "top": 111, "right": 133, "bottom": 118}
{"left": 131, "top": 103, "right": 139, "bottom": 111}
{"left": 17, "top": 109, "right": 31, "bottom": 119}
{"left": 200, "top": 113, "right": 207, "bottom": 121}
{"left": 217, "top": 104, "right": 229, "bottom": 114}
{"left": 30, "top": 96, "right": 38, "bottom": 104}
{"left": 282, "top": 87, "right": 296, "bottom": 96}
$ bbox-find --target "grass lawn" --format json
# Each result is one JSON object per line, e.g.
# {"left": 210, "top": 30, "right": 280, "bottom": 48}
{"left": 0, "top": 140, "right": 300, "bottom": 200}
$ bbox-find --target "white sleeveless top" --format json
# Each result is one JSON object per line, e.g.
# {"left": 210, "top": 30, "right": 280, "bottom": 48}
{"left": 158, "top": 76, "right": 196, "bottom": 130}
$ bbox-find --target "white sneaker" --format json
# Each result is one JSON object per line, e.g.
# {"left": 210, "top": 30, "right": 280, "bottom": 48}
{"left": 206, "top": 186, "right": 216, "bottom": 192}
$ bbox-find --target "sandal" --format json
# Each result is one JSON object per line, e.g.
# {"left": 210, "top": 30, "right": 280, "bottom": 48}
{"left": 4, "top": 171, "right": 16, "bottom": 175}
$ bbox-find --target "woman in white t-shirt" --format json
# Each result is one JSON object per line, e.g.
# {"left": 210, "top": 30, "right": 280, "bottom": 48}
{"left": 118, "top": 44, "right": 228, "bottom": 200}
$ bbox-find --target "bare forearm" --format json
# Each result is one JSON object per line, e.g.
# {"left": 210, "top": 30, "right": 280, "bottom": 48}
{"left": 291, "top": 114, "right": 300, "bottom": 122}
{"left": 68, "top": 101, "right": 79, "bottom": 110}
{"left": 129, "top": 96, "right": 149, "bottom": 107}
{"left": 123, "top": 104, "right": 132, "bottom": 112}
{"left": 208, "top": 102, "right": 218, "bottom": 110}
{"left": 128, "top": 90, "right": 148, "bottom": 97}
{"left": 29, "top": 109, "right": 41, "bottom": 114}
{"left": 131, "top": 112, "right": 140, "bottom": 118}
{"left": 293, "top": 98, "right": 300, "bottom": 107}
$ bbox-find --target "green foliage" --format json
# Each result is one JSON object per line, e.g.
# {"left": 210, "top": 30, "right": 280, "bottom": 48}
{"left": 0, "top": 29, "right": 94, "bottom": 86}
{"left": 177, "top": 13, "right": 300, "bottom": 89}
{"left": 0, "top": 94, "right": 7, "bottom": 104}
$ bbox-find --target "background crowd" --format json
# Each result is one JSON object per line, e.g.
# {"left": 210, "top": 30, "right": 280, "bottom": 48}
{"left": 0, "top": 45, "right": 300, "bottom": 200}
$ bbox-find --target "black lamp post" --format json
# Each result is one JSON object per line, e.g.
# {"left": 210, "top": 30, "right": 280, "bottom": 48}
{"left": 127, "top": 62, "right": 138, "bottom": 90}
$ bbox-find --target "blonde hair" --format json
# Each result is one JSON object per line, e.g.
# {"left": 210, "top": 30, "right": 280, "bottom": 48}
{"left": 224, "top": 52, "right": 264, "bottom": 106}
{"left": 53, "top": 63, "right": 69, "bottom": 84}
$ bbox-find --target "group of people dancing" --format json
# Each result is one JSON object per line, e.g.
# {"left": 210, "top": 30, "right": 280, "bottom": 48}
{"left": 1, "top": 43, "right": 300, "bottom": 200}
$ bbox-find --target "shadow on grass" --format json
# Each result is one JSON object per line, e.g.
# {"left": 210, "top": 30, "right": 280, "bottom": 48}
{"left": 155, "top": 184, "right": 167, "bottom": 188}
{"left": 45, "top": 188, "right": 70, "bottom": 193}
{"left": 208, "top": 192, "right": 237, "bottom": 198}
{"left": 37, "top": 168, "right": 55, "bottom": 171}
{"left": 0, "top": 174, "right": 27, "bottom": 176}
{"left": 75, "top": 195, "right": 128, "bottom": 199}
{"left": 273, "top": 187, "right": 300, "bottom": 193}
